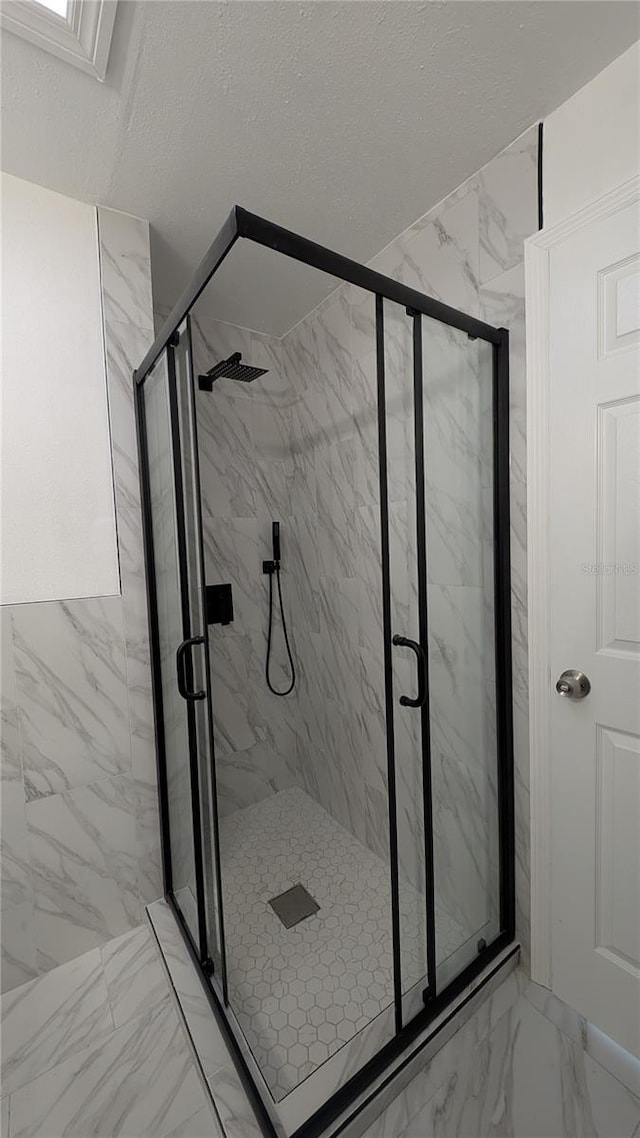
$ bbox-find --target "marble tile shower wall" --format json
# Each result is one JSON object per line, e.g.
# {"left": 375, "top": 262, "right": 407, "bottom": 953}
{"left": 0, "top": 209, "right": 162, "bottom": 993}
{"left": 194, "top": 124, "right": 537, "bottom": 963}
{"left": 191, "top": 314, "right": 304, "bottom": 817}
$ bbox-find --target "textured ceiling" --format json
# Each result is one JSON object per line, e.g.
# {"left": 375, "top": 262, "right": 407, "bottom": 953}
{"left": 2, "top": 2, "right": 638, "bottom": 334}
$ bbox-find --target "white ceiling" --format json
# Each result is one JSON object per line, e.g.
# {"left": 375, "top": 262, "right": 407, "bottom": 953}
{"left": 2, "top": 2, "right": 638, "bottom": 334}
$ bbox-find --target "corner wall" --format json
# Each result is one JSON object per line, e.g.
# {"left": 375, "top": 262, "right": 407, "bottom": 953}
{"left": 0, "top": 203, "right": 161, "bottom": 991}
{"left": 543, "top": 40, "right": 640, "bottom": 228}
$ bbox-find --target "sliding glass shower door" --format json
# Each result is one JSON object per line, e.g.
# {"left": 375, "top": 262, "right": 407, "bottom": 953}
{"left": 136, "top": 320, "right": 225, "bottom": 989}
{"left": 381, "top": 299, "right": 507, "bottom": 1025}
{"left": 134, "top": 204, "right": 514, "bottom": 1138}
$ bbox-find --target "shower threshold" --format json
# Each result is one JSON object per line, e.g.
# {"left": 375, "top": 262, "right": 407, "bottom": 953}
{"left": 148, "top": 894, "right": 519, "bottom": 1138}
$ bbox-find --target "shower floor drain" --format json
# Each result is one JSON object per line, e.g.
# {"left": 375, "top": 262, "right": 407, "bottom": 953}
{"left": 268, "top": 883, "right": 320, "bottom": 928}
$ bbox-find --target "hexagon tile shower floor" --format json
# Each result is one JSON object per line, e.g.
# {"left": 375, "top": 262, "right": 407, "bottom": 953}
{"left": 217, "top": 788, "right": 465, "bottom": 1099}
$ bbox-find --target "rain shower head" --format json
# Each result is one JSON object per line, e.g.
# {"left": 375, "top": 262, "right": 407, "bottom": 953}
{"left": 198, "top": 352, "right": 268, "bottom": 392}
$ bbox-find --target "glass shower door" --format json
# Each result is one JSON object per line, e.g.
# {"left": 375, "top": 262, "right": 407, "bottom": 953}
{"left": 380, "top": 298, "right": 435, "bottom": 1025}
{"left": 421, "top": 315, "right": 501, "bottom": 987}
{"left": 137, "top": 323, "right": 224, "bottom": 987}
{"left": 381, "top": 299, "right": 505, "bottom": 1027}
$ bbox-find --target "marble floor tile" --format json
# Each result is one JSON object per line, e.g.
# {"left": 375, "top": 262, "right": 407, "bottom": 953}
{"left": 163, "top": 1102, "right": 224, "bottom": 1137}
{"left": 0, "top": 946, "right": 113, "bottom": 1096}
{"left": 393, "top": 995, "right": 640, "bottom": 1138}
{"left": 524, "top": 980, "right": 640, "bottom": 1100}
{"left": 1, "top": 1096, "right": 9, "bottom": 1138}
{"left": 101, "top": 922, "right": 169, "bottom": 1028}
{"left": 7, "top": 999, "right": 209, "bottom": 1138}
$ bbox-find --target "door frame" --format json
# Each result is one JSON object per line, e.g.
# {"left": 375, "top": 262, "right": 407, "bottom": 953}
{"left": 134, "top": 204, "right": 516, "bottom": 1138}
{"left": 525, "top": 172, "right": 640, "bottom": 989}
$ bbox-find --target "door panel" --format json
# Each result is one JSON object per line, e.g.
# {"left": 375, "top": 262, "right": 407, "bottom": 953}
{"left": 141, "top": 349, "right": 201, "bottom": 946}
{"left": 139, "top": 328, "right": 225, "bottom": 984}
{"left": 421, "top": 318, "right": 501, "bottom": 986}
{"left": 381, "top": 299, "right": 507, "bottom": 1025}
{"left": 382, "top": 299, "right": 433, "bottom": 1021}
{"left": 549, "top": 196, "right": 640, "bottom": 1057}
{"left": 173, "top": 319, "right": 225, "bottom": 980}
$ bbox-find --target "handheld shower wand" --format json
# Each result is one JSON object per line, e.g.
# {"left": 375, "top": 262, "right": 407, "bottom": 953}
{"left": 263, "top": 522, "right": 295, "bottom": 697}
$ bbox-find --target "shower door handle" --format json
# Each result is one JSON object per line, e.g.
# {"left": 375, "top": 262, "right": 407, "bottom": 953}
{"left": 176, "top": 637, "right": 206, "bottom": 701}
{"left": 392, "top": 635, "right": 427, "bottom": 708}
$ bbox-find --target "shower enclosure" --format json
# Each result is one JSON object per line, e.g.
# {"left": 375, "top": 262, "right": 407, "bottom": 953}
{"left": 134, "top": 208, "right": 514, "bottom": 1137}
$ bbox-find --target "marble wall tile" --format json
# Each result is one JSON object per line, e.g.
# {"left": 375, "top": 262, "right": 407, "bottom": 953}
{"left": 0, "top": 610, "right": 21, "bottom": 785}
{"left": 354, "top": 506, "right": 384, "bottom": 657}
{"left": 0, "top": 902, "right": 38, "bottom": 993}
{"left": 98, "top": 209, "right": 154, "bottom": 333}
{"left": 0, "top": 208, "right": 159, "bottom": 994}
{"left": 197, "top": 391, "right": 257, "bottom": 520}
{"left": 12, "top": 599, "right": 131, "bottom": 802}
{"left": 284, "top": 512, "right": 321, "bottom": 636}
{"left": 1, "top": 615, "right": 31, "bottom": 917}
{"left": 0, "top": 945, "right": 113, "bottom": 1096}
{"left": 478, "top": 124, "right": 539, "bottom": 286}
{"left": 2, "top": 626, "right": 37, "bottom": 990}
{"left": 26, "top": 774, "right": 139, "bottom": 969}
{"left": 395, "top": 189, "right": 481, "bottom": 318}
{"left": 0, "top": 780, "right": 32, "bottom": 916}
{"left": 209, "top": 633, "right": 260, "bottom": 759}
{"left": 125, "top": 627, "right": 163, "bottom": 906}
{"left": 480, "top": 262, "right": 526, "bottom": 482}
{"left": 203, "top": 515, "right": 264, "bottom": 639}
{"left": 422, "top": 327, "right": 488, "bottom": 588}
{"left": 214, "top": 741, "right": 298, "bottom": 818}
{"left": 427, "top": 584, "right": 499, "bottom": 941}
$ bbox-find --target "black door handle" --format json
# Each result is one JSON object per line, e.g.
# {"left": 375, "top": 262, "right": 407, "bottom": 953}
{"left": 392, "top": 634, "right": 427, "bottom": 708}
{"left": 176, "top": 636, "right": 206, "bottom": 701}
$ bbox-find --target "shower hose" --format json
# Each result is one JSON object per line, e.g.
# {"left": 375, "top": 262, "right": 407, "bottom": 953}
{"left": 265, "top": 565, "right": 296, "bottom": 696}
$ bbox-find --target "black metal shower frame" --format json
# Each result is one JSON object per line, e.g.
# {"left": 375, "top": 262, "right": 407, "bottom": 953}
{"left": 134, "top": 206, "right": 515, "bottom": 1138}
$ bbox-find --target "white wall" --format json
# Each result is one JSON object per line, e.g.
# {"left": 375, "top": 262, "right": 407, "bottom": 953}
{"left": 543, "top": 40, "right": 640, "bottom": 227}
{"left": 1, "top": 205, "right": 159, "bottom": 994}
{"left": 1, "top": 173, "right": 119, "bottom": 604}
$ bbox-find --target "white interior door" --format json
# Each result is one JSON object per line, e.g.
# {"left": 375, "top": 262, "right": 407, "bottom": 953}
{"left": 548, "top": 190, "right": 640, "bottom": 1057}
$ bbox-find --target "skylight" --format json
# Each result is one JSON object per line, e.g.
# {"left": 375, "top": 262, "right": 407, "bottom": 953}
{"left": 1, "top": 0, "right": 117, "bottom": 81}
{"left": 35, "top": 0, "right": 69, "bottom": 17}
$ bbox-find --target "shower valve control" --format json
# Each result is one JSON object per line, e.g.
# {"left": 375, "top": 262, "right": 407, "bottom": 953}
{"left": 205, "top": 583, "right": 234, "bottom": 626}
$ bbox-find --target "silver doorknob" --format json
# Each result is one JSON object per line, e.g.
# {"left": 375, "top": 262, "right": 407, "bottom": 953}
{"left": 555, "top": 669, "right": 591, "bottom": 699}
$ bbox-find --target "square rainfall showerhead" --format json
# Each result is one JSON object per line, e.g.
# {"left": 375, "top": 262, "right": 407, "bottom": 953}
{"left": 198, "top": 351, "right": 268, "bottom": 391}
{"left": 268, "top": 883, "right": 320, "bottom": 929}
